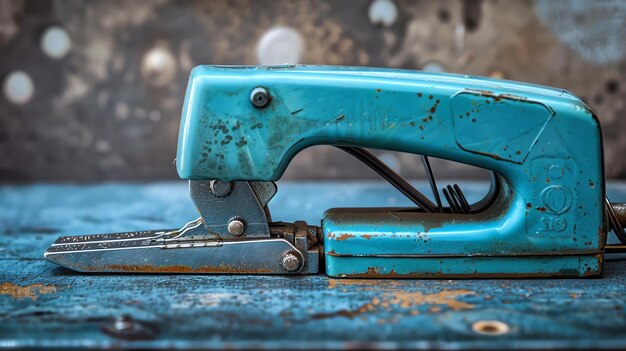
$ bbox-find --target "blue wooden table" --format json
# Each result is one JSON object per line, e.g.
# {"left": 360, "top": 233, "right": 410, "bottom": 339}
{"left": 1, "top": 181, "right": 626, "bottom": 349}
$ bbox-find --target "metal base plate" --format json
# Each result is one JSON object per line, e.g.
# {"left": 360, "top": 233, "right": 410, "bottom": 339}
{"left": 325, "top": 254, "right": 603, "bottom": 278}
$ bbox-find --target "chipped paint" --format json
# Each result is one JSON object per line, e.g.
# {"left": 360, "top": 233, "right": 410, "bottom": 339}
{"left": 387, "top": 289, "right": 475, "bottom": 310}
{"left": 327, "top": 280, "right": 474, "bottom": 311}
{"left": 315, "top": 286, "right": 475, "bottom": 319}
{"left": 0, "top": 282, "right": 57, "bottom": 301}
{"left": 335, "top": 234, "right": 355, "bottom": 241}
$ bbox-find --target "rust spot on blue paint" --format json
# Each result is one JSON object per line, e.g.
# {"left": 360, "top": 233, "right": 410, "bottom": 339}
{"left": 235, "top": 138, "right": 247, "bottom": 147}
{"left": 221, "top": 135, "right": 233, "bottom": 145}
{"left": 336, "top": 234, "right": 355, "bottom": 241}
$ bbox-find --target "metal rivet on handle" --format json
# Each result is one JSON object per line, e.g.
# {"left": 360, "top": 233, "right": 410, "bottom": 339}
{"left": 209, "top": 180, "right": 232, "bottom": 197}
{"left": 281, "top": 253, "right": 301, "bottom": 272}
{"left": 250, "top": 87, "right": 270, "bottom": 108}
{"left": 227, "top": 218, "right": 246, "bottom": 236}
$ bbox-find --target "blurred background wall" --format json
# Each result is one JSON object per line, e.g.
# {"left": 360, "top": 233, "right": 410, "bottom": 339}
{"left": 0, "top": 0, "right": 625, "bottom": 182}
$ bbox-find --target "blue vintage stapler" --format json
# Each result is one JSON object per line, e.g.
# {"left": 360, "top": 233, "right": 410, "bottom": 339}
{"left": 45, "top": 65, "right": 626, "bottom": 278}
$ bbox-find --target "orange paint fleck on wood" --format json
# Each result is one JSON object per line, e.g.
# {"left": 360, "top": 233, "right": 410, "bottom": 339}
{"left": 0, "top": 282, "right": 57, "bottom": 301}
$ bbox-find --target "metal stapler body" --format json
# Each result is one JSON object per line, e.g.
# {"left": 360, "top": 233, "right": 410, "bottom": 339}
{"left": 46, "top": 65, "right": 625, "bottom": 278}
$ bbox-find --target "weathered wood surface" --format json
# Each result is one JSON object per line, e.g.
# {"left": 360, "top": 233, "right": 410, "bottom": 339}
{"left": 1, "top": 182, "right": 626, "bottom": 349}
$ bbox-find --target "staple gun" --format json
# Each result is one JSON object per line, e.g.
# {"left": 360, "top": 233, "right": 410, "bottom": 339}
{"left": 45, "top": 65, "right": 626, "bottom": 278}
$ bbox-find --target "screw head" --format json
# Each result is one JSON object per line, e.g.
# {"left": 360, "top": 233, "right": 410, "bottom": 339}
{"left": 281, "top": 253, "right": 301, "bottom": 272}
{"left": 472, "top": 320, "right": 510, "bottom": 335}
{"left": 227, "top": 219, "right": 246, "bottom": 236}
{"left": 209, "top": 180, "right": 232, "bottom": 197}
{"left": 250, "top": 87, "right": 270, "bottom": 108}
{"left": 114, "top": 314, "right": 134, "bottom": 331}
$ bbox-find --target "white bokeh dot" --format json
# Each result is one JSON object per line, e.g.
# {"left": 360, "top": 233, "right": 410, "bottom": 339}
{"left": 422, "top": 61, "right": 446, "bottom": 73}
{"left": 141, "top": 46, "right": 177, "bottom": 87}
{"left": 40, "top": 26, "right": 72, "bottom": 59}
{"left": 256, "top": 26, "right": 304, "bottom": 65}
{"left": 368, "top": 0, "right": 398, "bottom": 27}
{"left": 3, "top": 71, "right": 34, "bottom": 105}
